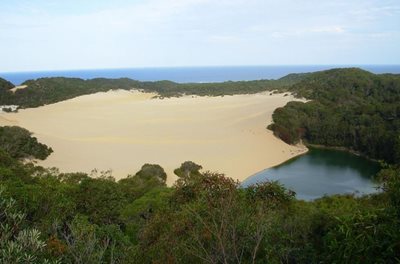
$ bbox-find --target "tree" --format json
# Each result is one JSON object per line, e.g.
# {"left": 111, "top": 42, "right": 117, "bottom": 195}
{"left": 134, "top": 164, "right": 167, "bottom": 183}
{"left": 59, "top": 215, "right": 111, "bottom": 264}
{"left": 137, "top": 171, "right": 298, "bottom": 263}
{"left": 174, "top": 161, "right": 203, "bottom": 182}
{"left": 0, "top": 186, "right": 60, "bottom": 264}
{"left": 0, "top": 126, "right": 53, "bottom": 160}
{"left": 119, "top": 164, "right": 167, "bottom": 201}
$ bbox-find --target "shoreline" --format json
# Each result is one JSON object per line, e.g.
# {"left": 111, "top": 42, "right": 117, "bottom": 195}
{"left": 305, "top": 143, "right": 381, "bottom": 164}
{"left": 0, "top": 90, "right": 307, "bottom": 185}
{"left": 242, "top": 143, "right": 308, "bottom": 183}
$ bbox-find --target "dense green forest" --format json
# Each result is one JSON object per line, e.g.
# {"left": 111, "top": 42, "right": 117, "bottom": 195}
{"left": 0, "top": 74, "right": 302, "bottom": 108}
{"left": 0, "top": 78, "right": 14, "bottom": 91}
{"left": 1, "top": 68, "right": 400, "bottom": 263}
{"left": 268, "top": 68, "right": 400, "bottom": 163}
{"left": 0, "top": 126, "right": 53, "bottom": 160}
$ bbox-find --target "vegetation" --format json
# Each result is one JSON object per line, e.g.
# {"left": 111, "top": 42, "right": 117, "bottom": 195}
{"left": 0, "top": 186, "right": 59, "bottom": 264}
{"left": 1, "top": 68, "right": 400, "bottom": 262}
{"left": 0, "top": 77, "right": 15, "bottom": 105}
{"left": 0, "top": 74, "right": 304, "bottom": 108}
{"left": 0, "top": 128, "right": 398, "bottom": 263}
{"left": 0, "top": 77, "right": 13, "bottom": 91}
{"left": 269, "top": 68, "right": 400, "bottom": 163}
{"left": 0, "top": 126, "right": 53, "bottom": 160}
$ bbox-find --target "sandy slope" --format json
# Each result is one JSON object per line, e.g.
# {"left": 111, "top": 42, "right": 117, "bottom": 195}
{"left": 10, "top": 85, "right": 28, "bottom": 93}
{"left": 0, "top": 90, "right": 307, "bottom": 185}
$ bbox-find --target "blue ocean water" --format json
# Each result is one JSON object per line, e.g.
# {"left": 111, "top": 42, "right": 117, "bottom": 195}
{"left": 1, "top": 65, "right": 400, "bottom": 85}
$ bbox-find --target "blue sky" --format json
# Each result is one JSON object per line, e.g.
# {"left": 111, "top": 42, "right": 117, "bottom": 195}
{"left": 0, "top": 0, "right": 399, "bottom": 72}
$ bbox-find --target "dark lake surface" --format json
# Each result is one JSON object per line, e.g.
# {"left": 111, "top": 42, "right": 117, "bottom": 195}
{"left": 243, "top": 148, "right": 381, "bottom": 200}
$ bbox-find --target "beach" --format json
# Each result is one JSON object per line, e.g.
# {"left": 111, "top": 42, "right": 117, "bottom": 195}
{"left": 0, "top": 90, "right": 307, "bottom": 185}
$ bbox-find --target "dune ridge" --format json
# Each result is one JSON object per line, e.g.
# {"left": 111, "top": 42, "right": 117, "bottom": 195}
{"left": 0, "top": 90, "right": 307, "bottom": 185}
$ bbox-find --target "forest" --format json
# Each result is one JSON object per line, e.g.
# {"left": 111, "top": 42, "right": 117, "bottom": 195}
{"left": 0, "top": 74, "right": 303, "bottom": 108}
{"left": 268, "top": 68, "right": 400, "bottom": 163}
{"left": 0, "top": 68, "right": 400, "bottom": 263}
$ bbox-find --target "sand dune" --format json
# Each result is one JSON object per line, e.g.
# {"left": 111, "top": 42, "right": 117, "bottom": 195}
{"left": 0, "top": 90, "right": 307, "bottom": 185}
{"left": 10, "top": 85, "right": 28, "bottom": 93}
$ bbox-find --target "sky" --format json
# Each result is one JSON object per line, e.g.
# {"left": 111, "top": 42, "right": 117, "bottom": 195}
{"left": 0, "top": 0, "right": 399, "bottom": 72}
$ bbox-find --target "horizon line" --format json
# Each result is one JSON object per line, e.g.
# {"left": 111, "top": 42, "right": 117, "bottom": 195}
{"left": 1, "top": 64, "right": 400, "bottom": 74}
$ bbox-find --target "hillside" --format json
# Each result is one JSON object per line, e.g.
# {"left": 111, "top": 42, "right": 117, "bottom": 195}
{"left": 0, "top": 77, "right": 14, "bottom": 105}
{"left": 0, "top": 77, "right": 14, "bottom": 90}
{"left": 268, "top": 68, "right": 400, "bottom": 163}
{"left": 0, "top": 74, "right": 306, "bottom": 108}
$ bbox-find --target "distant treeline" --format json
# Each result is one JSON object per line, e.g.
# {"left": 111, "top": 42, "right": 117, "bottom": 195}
{"left": 268, "top": 68, "right": 400, "bottom": 164}
{"left": 0, "top": 74, "right": 305, "bottom": 108}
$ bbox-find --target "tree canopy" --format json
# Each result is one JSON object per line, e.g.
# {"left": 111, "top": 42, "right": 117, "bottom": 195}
{"left": 269, "top": 68, "right": 400, "bottom": 163}
{"left": 0, "top": 73, "right": 305, "bottom": 108}
{"left": 0, "top": 126, "right": 53, "bottom": 160}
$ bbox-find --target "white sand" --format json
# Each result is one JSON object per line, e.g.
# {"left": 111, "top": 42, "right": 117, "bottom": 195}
{"left": 0, "top": 90, "right": 307, "bottom": 185}
{"left": 10, "top": 85, "right": 28, "bottom": 93}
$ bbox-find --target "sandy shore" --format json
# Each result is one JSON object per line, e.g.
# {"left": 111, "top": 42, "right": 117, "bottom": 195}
{"left": 0, "top": 90, "right": 307, "bottom": 185}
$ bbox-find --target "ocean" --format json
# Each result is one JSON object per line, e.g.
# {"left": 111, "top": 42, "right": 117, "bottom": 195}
{"left": 1, "top": 65, "right": 400, "bottom": 86}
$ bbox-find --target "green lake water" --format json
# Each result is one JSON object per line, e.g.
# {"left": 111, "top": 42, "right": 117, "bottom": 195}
{"left": 243, "top": 148, "right": 381, "bottom": 200}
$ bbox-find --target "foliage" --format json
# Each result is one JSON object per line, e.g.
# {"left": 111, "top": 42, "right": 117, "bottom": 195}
{"left": 137, "top": 173, "right": 296, "bottom": 263}
{"left": 119, "top": 164, "right": 167, "bottom": 202}
{"left": 0, "top": 77, "right": 14, "bottom": 104}
{"left": 120, "top": 187, "right": 172, "bottom": 244}
{"left": 378, "top": 165, "right": 400, "bottom": 216}
{"left": 75, "top": 175, "right": 127, "bottom": 225}
{"left": 0, "top": 74, "right": 305, "bottom": 108}
{"left": 0, "top": 126, "right": 53, "bottom": 160}
{"left": 133, "top": 163, "right": 167, "bottom": 184}
{"left": 0, "top": 186, "right": 60, "bottom": 264}
{"left": 269, "top": 68, "right": 400, "bottom": 163}
{"left": 0, "top": 77, "right": 14, "bottom": 90}
{"left": 0, "top": 147, "right": 399, "bottom": 263}
{"left": 58, "top": 215, "right": 129, "bottom": 264}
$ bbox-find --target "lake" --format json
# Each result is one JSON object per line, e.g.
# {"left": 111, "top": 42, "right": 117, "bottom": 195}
{"left": 243, "top": 148, "right": 381, "bottom": 200}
